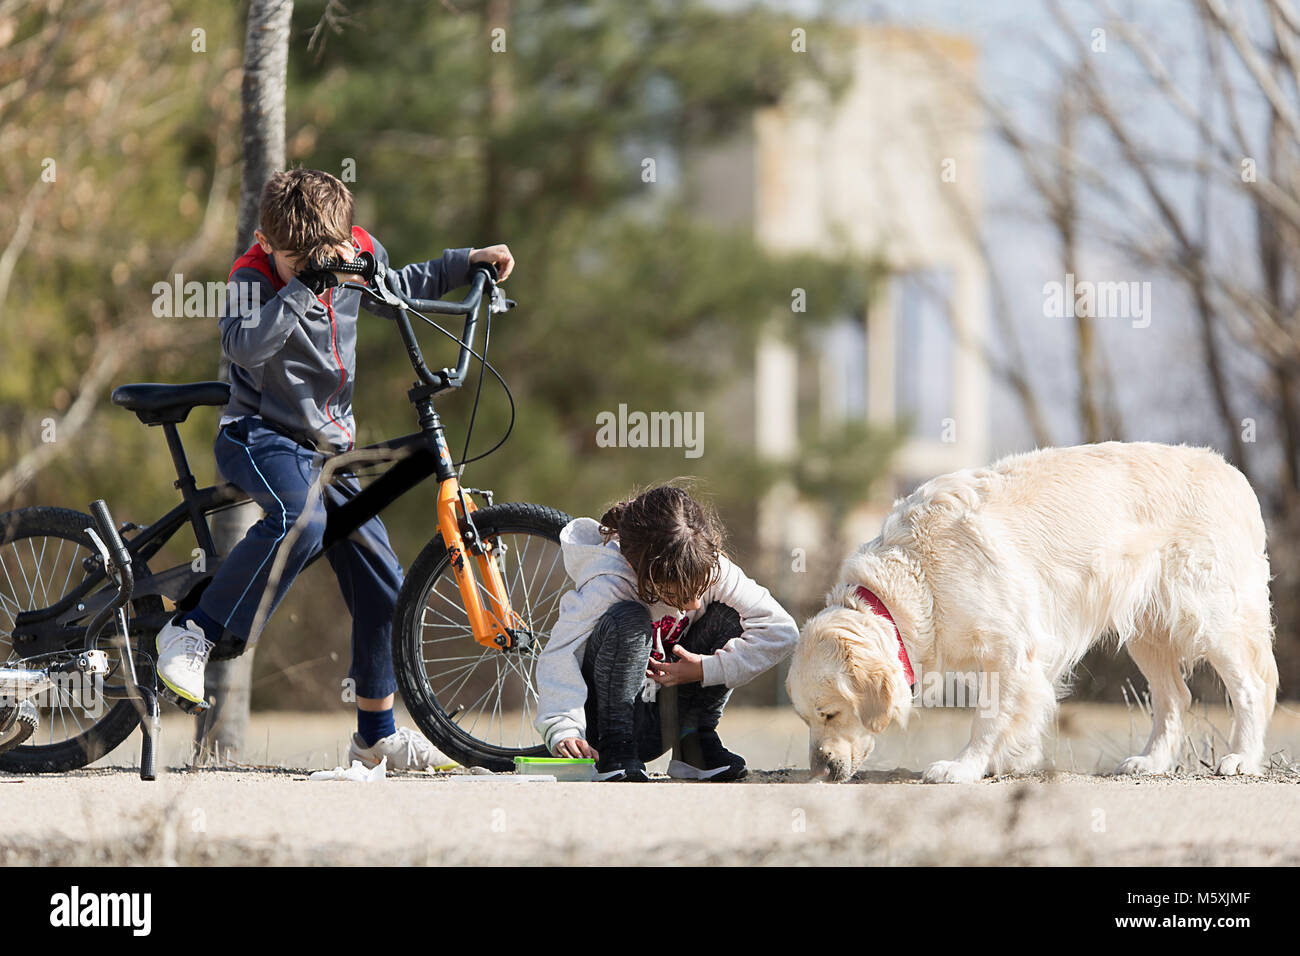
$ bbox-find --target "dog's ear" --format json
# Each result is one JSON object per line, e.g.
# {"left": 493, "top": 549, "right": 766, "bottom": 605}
{"left": 841, "top": 629, "right": 911, "bottom": 734}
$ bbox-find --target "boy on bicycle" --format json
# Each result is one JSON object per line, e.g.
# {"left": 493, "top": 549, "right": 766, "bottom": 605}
{"left": 155, "top": 167, "right": 514, "bottom": 771}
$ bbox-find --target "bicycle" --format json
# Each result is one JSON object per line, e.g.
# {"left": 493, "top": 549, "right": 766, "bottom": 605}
{"left": 0, "top": 258, "right": 573, "bottom": 774}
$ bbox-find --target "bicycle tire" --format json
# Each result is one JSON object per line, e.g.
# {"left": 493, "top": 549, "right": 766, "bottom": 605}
{"left": 0, "top": 506, "right": 162, "bottom": 773}
{"left": 393, "top": 501, "right": 572, "bottom": 771}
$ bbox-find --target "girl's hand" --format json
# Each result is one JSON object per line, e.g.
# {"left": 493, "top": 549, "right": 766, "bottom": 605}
{"left": 469, "top": 244, "right": 515, "bottom": 281}
{"left": 554, "top": 737, "right": 598, "bottom": 759}
{"left": 647, "top": 645, "right": 705, "bottom": 687}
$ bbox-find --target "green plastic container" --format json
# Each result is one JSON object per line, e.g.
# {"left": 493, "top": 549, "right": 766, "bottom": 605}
{"left": 513, "top": 756, "right": 596, "bottom": 781}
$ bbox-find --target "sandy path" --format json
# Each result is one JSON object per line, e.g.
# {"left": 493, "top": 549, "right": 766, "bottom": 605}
{"left": 2, "top": 704, "right": 1297, "bottom": 865}
{"left": 2, "top": 766, "right": 1298, "bottom": 866}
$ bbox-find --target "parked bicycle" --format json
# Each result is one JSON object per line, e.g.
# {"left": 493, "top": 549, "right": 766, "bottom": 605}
{"left": 0, "top": 258, "right": 572, "bottom": 774}
{"left": 0, "top": 498, "right": 162, "bottom": 779}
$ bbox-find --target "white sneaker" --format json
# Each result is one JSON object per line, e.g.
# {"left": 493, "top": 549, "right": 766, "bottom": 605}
{"left": 348, "top": 728, "right": 458, "bottom": 771}
{"left": 155, "top": 617, "right": 213, "bottom": 704}
{"left": 667, "top": 759, "right": 733, "bottom": 781}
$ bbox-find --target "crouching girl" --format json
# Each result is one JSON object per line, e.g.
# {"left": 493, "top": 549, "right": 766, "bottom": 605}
{"left": 535, "top": 484, "right": 798, "bottom": 781}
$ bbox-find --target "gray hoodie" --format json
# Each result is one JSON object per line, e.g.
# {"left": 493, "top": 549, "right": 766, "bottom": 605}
{"left": 218, "top": 228, "right": 472, "bottom": 452}
{"left": 534, "top": 517, "right": 799, "bottom": 752}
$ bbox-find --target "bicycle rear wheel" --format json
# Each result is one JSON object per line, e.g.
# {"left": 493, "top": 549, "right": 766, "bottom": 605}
{"left": 0, "top": 506, "right": 161, "bottom": 773}
{"left": 392, "top": 502, "right": 572, "bottom": 771}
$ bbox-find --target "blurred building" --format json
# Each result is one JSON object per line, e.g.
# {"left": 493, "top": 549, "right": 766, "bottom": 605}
{"left": 688, "top": 25, "right": 990, "bottom": 578}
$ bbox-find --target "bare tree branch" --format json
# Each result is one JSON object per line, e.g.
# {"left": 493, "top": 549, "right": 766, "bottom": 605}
{"left": 0, "top": 182, "right": 44, "bottom": 324}
{"left": 307, "top": 0, "right": 352, "bottom": 63}
{"left": 1204, "top": 0, "right": 1300, "bottom": 142}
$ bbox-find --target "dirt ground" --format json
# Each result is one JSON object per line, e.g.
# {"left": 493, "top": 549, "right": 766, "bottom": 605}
{"left": 2, "top": 702, "right": 1297, "bottom": 866}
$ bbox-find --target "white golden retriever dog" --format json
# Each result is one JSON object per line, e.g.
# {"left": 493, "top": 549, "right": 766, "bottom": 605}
{"left": 787, "top": 442, "right": 1277, "bottom": 783}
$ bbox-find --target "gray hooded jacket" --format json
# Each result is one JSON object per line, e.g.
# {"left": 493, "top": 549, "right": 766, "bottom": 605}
{"left": 218, "top": 227, "right": 471, "bottom": 452}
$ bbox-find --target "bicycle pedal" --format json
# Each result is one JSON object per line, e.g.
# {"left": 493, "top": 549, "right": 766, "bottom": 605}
{"left": 158, "top": 686, "right": 210, "bottom": 714}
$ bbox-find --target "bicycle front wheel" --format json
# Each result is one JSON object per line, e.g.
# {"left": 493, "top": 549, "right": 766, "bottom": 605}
{"left": 392, "top": 502, "right": 572, "bottom": 771}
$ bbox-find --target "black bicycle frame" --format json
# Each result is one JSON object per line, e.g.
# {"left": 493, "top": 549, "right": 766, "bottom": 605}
{"left": 11, "top": 433, "right": 456, "bottom": 659}
{"left": 11, "top": 266, "right": 494, "bottom": 662}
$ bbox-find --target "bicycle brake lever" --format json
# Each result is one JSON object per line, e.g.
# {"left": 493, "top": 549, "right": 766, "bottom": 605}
{"left": 83, "top": 526, "right": 120, "bottom": 585}
{"left": 489, "top": 286, "right": 514, "bottom": 314}
{"left": 84, "top": 526, "right": 113, "bottom": 568}
{"left": 367, "top": 262, "right": 407, "bottom": 310}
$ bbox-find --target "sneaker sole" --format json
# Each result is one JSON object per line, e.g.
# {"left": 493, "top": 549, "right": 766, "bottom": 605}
{"left": 667, "top": 758, "right": 747, "bottom": 782}
{"left": 157, "top": 672, "right": 203, "bottom": 705}
{"left": 594, "top": 768, "right": 650, "bottom": 782}
{"left": 349, "top": 752, "right": 459, "bottom": 773}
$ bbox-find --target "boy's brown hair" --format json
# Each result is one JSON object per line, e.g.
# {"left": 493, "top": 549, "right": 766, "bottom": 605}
{"left": 599, "top": 484, "right": 724, "bottom": 609}
{"left": 258, "top": 168, "right": 354, "bottom": 262}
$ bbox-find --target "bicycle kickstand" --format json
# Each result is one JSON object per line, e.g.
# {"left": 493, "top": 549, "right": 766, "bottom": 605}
{"left": 133, "top": 661, "right": 210, "bottom": 781}
{"left": 114, "top": 605, "right": 163, "bottom": 782}
{"left": 138, "top": 683, "right": 160, "bottom": 782}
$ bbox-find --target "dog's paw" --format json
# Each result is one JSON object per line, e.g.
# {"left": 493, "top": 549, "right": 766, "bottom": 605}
{"left": 1214, "top": 753, "right": 1262, "bottom": 777}
{"left": 922, "top": 759, "right": 982, "bottom": 784}
{"left": 995, "top": 749, "right": 1045, "bottom": 776}
{"left": 1115, "top": 754, "right": 1171, "bottom": 776}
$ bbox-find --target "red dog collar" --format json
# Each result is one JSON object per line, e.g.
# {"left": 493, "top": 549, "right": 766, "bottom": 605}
{"left": 854, "top": 586, "right": 916, "bottom": 688}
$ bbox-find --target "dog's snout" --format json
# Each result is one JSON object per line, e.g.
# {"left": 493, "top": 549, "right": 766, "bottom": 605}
{"left": 815, "top": 748, "right": 848, "bottom": 783}
{"left": 809, "top": 736, "right": 859, "bottom": 782}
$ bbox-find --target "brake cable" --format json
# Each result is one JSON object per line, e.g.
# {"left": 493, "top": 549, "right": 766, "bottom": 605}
{"left": 351, "top": 281, "right": 517, "bottom": 470}
{"left": 457, "top": 293, "right": 490, "bottom": 470}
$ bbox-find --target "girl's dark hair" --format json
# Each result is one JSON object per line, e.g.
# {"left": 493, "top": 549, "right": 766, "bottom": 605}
{"left": 598, "top": 483, "right": 724, "bottom": 608}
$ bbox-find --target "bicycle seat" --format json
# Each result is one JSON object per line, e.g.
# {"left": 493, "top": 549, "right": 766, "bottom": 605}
{"left": 111, "top": 381, "right": 231, "bottom": 425}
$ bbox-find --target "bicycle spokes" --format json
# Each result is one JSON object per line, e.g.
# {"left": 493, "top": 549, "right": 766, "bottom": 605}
{"left": 417, "top": 530, "right": 568, "bottom": 751}
{"left": 0, "top": 534, "right": 123, "bottom": 748}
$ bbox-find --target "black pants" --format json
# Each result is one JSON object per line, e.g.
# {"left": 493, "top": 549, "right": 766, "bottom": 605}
{"left": 581, "top": 601, "right": 742, "bottom": 761}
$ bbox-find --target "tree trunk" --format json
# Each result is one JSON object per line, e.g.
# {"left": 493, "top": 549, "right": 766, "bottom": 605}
{"left": 196, "top": 0, "right": 293, "bottom": 764}
{"left": 480, "top": 0, "right": 513, "bottom": 240}
{"left": 234, "top": 0, "right": 293, "bottom": 257}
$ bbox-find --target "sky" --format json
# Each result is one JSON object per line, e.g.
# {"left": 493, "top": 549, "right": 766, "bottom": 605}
{"left": 713, "top": 0, "right": 1283, "bottom": 463}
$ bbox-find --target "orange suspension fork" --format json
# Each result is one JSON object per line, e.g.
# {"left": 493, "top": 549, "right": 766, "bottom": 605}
{"left": 436, "top": 476, "right": 523, "bottom": 649}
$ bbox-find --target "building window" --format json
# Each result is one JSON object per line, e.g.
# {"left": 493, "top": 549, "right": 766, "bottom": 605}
{"left": 894, "top": 270, "right": 955, "bottom": 434}
{"left": 818, "top": 311, "right": 868, "bottom": 424}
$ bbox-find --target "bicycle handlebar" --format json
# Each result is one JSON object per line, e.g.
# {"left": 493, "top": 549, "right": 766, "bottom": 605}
{"left": 325, "top": 256, "right": 505, "bottom": 392}
{"left": 314, "top": 250, "right": 381, "bottom": 280}
{"left": 90, "top": 499, "right": 131, "bottom": 578}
